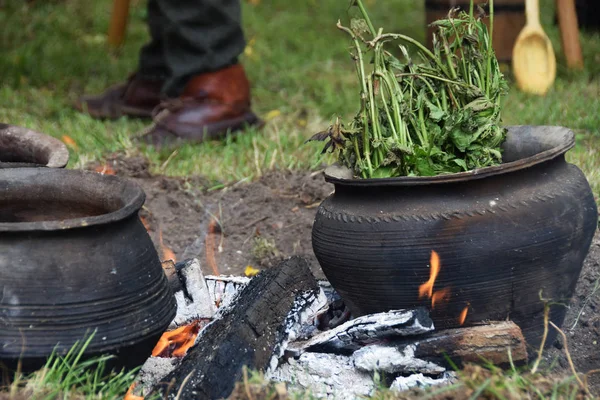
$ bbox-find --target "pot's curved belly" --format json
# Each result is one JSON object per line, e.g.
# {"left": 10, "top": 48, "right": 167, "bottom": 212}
{"left": 312, "top": 160, "right": 597, "bottom": 348}
{"left": 0, "top": 216, "right": 176, "bottom": 367}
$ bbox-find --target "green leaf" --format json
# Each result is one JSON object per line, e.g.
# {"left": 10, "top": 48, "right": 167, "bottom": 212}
{"left": 452, "top": 158, "right": 468, "bottom": 171}
{"left": 371, "top": 166, "right": 396, "bottom": 178}
{"left": 416, "top": 158, "right": 436, "bottom": 176}
{"left": 426, "top": 101, "right": 446, "bottom": 122}
{"left": 450, "top": 128, "right": 473, "bottom": 152}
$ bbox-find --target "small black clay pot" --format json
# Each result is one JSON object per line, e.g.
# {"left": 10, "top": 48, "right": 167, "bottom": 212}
{"left": 0, "top": 168, "right": 176, "bottom": 369}
{"left": 312, "top": 126, "right": 598, "bottom": 349}
{"left": 0, "top": 124, "right": 69, "bottom": 168}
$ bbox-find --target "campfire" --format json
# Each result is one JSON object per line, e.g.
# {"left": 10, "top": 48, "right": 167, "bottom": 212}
{"left": 419, "top": 250, "right": 470, "bottom": 326}
{"left": 128, "top": 256, "right": 529, "bottom": 399}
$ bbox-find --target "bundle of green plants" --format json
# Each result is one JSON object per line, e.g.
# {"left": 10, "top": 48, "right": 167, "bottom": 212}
{"left": 311, "top": 0, "right": 508, "bottom": 178}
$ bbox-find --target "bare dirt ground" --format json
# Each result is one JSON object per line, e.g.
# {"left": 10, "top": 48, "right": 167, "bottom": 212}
{"left": 89, "top": 154, "right": 600, "bottom": 395}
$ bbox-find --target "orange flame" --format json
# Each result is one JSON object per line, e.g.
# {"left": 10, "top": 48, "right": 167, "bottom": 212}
{"left": 431, "top": 287, "right": 451, "bottom": 309}
{"left": 152, "top": 320, "right": 202, "bottom": 358}
{"left": 458, "top": 305, "right": 469, "bottom": 326}
{"left": 158, "top": 229, "right": 176, "bottom": 263}
{"left": 124, "top": 382, "right": 144, "bottom": 400}
{"left": 419, "top": 250, "right": 440, "bottom": 299}
{"left": 140, "top": 216, "right": 152, "bottom": 232}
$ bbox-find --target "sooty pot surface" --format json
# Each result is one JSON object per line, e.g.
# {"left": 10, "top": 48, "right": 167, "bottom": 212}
{"left": 0, "top": 124, "right": 69, "bottom": 169}
{"left": 0, "top": 168, "right": 176, "bottom": 368}
{"left": 312, "top": 126, "right": 598, "bottom": 348}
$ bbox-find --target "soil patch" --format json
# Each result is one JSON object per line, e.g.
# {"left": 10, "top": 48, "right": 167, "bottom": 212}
{"left": 90, "top": 155, "right": 600, "bottom": 394}
{"left": 89, "top": 155, "right": 333, "bottom": 279}
{"left": 545, "top": 232, "right": 600, "bottom": 394}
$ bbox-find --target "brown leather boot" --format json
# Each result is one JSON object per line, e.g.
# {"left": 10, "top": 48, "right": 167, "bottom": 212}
{"left": 141, "top": 64, "right": 262, "bottom": 146}
{"left": 75, "top": 74, "right": 164, "bottom": 119}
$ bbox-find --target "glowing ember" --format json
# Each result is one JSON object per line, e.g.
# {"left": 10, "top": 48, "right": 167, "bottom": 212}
{"left": 152, "top": 320, "right": 203, "bottom": 358}
{"left": 419, "top": 250, "right": 440, "bottom": 299}
{"left": 458, "top": 305, "right": 469, "bottom": 326}
{"left": 431, "top": 287, "right": 451, "bottom": 309}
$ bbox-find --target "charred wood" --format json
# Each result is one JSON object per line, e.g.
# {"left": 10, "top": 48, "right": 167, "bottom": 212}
{"left": 353, "top": 321, "right": 526, "bottom": 374}
{"left": 289, "top": 308, "right": 434, "bottom": 355}
{"left": 151, "top": 256, "right": 320, "bottom": 400}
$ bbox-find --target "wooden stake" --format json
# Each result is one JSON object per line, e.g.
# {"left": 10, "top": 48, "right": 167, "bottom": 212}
{"left": 556, "top": 0, "right": 584, "bottom": 69}
{"left": 107, "top": 0, "right": 131, "bottom": 48}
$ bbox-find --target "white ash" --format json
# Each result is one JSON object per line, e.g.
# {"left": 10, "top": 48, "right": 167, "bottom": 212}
{"left": 270, "top": 352, "right": 376, "bottom": 400}
{"left": 390, "top": 372, "right": 457, "bottom": 392}
{"left": 353, "top": 344, "right": 445, "bottom": 375}
{"left": 134, "top": 357, "right": 179, "bottom": 395}
{"left": 289, "top": 308, "right": 433, "bottom": 354}
{"left": 204, "top": 275, "right": 250, "bottom": 309}
{"left": 204, "top": 274, "right": 251, "bottom": 285}
{"left": 267, "top": 288, "right": 329, "bottom": 373}
{"left": 170, "top": 259, "right": 216, "bottom": 328}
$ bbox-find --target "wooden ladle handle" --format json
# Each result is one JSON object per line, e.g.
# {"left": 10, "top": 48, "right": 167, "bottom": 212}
{"left": 525, "top": 0, "right": 541, "bottom": 27}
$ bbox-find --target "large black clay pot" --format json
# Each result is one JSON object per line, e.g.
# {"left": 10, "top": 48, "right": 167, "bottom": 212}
{"left": 0, "top": 168, "right": 176, "bottom": 368}
{"left": 0, "top": 124, "right": 69, "bottom": 168}
{"left": 312, "top": 126, "right": 598, "bottom": 348}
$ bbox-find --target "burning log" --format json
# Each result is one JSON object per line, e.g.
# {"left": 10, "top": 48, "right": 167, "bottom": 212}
{"left": 353, "top": 320, "right": 528, "bottom": 373}
{"left": 408, "top": 320, "right": 528, "bottom": 367}
{"left": 151, "top": 256, "right": 321, "bottom": 400}
{"left": 288, "top": 308, "right": 434, "bottom": 355}
{"left": 169, "top": 259, "right": 216, "bottom": 327}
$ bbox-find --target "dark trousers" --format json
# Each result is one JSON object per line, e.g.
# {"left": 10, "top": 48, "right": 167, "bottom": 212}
{"left": 139, "top": 0, "right": 245, "bottom": 96}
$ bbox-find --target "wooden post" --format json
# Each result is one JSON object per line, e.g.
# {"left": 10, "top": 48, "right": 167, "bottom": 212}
{"left": 556, "top": 0, "right": 584, "bottom": 69}
{"left": 107, "top": 0, "right": 131, "bottom": 48}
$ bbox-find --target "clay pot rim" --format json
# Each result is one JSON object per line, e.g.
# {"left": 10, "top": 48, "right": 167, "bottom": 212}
{"left": 0, "top": 124, "right": 70, "bottom": 168}
{"left": 325, "top": 125, "right": 575, "bottom": 187}
{"left": 0, "top": 168, "right": 145, "bottom": 232}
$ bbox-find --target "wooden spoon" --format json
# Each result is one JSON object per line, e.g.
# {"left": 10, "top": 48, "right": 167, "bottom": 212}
{"left": 512, "top": 0, "right": 556, "bottom": 95}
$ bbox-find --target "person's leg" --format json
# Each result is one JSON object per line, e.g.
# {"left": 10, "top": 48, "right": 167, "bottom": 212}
{"left": 138, "top": 0, "right": 169, "bottom": 80}
{"left": 154, "top": 0, "right": 246, "bottom": 96}
{"left": 75, "top": 0, "right": 167, "bottom": 119}
{"left": 143, "top": 0, "right": 261, "bottom": 146}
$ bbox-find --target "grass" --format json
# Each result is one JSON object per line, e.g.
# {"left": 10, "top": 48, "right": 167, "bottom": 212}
{"left": 0, "top": 0, "right": 598, "bottom": 195}
{"left": 0, "top": 336, "right": 139, "bottom": 400}
{"left": 227, "top": 363, "right": 590, "bottom": 400}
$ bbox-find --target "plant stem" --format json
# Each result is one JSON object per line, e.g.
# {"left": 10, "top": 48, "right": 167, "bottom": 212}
{"left": 376, "top": 74, "right": 397, "bottom": 136}
{"left": 354, "top": 0, "right": 377, "bottom": 37}
{"left": 370, "top": 33, "right": 450, "bottom": 77}
{"left": 487, "top": 0, "right": 495, "bottom": 97}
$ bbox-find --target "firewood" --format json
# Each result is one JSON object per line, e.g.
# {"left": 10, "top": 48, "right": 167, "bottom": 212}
{"left": 406, "top": 320, "right": 528, "bottom": 367}
{"left": 151, "top": 256, "right": 321, "bottom": 400}
{"left": 288, "top": 308, "right": 434, "bottom": 355}
{"left": 351, "top": 321, "right": 527, "bottom": 375}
